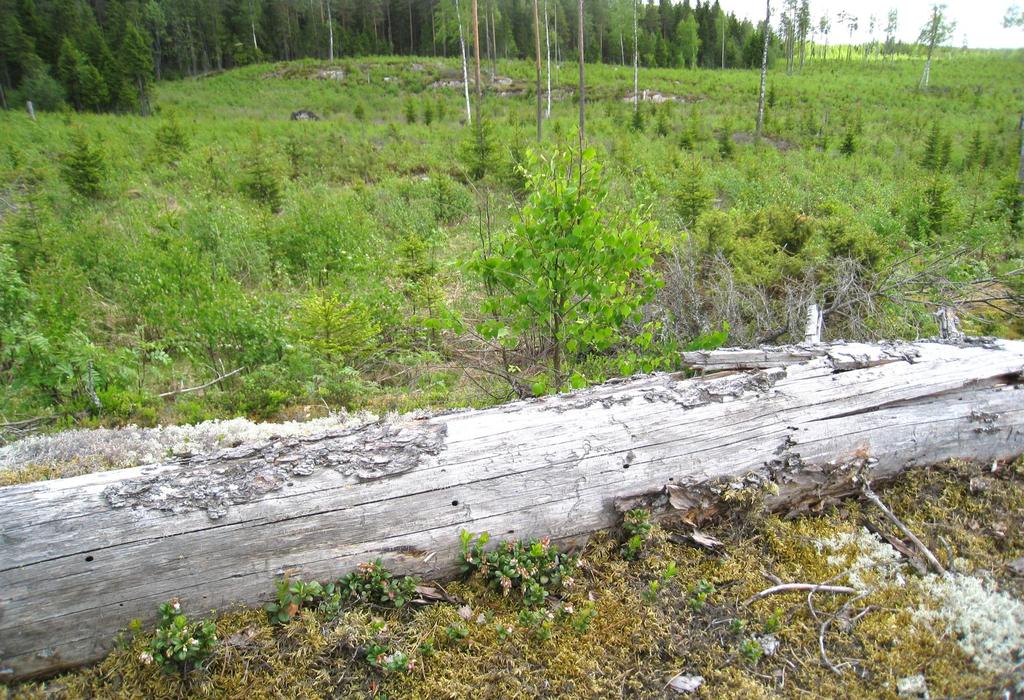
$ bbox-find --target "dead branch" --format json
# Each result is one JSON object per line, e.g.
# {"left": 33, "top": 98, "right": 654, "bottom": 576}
{"left": 158, "top": 367, "right": 246, "bottom": 399}
{"left": 743, "top": 583, "right": 861, "bottom": 607}
{"left": 819, "top": 593, "right": 867, "bottom": 675}
{"left": 860, "top": 482, "right": 946, "bottom": 575}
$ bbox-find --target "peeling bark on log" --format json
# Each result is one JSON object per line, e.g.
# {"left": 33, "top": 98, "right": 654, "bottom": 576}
{"left": 2, "top": 340, "right": 1024, "bottom": 680}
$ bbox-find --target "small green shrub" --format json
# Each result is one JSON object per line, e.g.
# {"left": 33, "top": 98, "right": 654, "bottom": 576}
{"left": 154, "top": 114, "right": 189, "bottom": 164}
{"left": 740, "top": 637, "right": 764, "bottom": 664}
{"left": 445, "top": 623, "right": 470, "bottom": 643}
{"left": 630, "top": 106, "right": 645, "bottom": 133}
{"left": 717, "top": 128, "right": 735, "bottom": 159}
{"left": 240, "top": 134, "right": 283, "bottom": 212}
{"left": 839, "top": 130, "right": 857, "bottom": 156}
{"left": 60, "top": 131, "right": 106, "bottom": 199}
{"left": 621, "top": 508, "right": 653, "bottom": 560}
{"left": 338, "top": 559, "right": 419, "bottom": 608}
{"left": 642, "top": 561, "right": 679, "bottom": 604}
{"left": 459, "top": 531, "right": 578, "bottom": 608}
{"left": 518, "top": 608, "right": 554, "bottom": 641}
{"left": 460, "top": 113, "right": 496, "bottom": 180}
{"left": 687, "top": 579, "right": 715, "bottom": 612}
{"left": 366, "top": 643, "right": 415, "bottom": 673}
{"left": 265, "top": 577, "right": 334, "bottom": 624}
{"left": 144, "top": 599, "right": 217, "bottom": 675}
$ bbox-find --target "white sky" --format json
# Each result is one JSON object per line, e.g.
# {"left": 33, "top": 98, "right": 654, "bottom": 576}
{"left": 720, "top": 0, "right": 1023, "bottom": 49}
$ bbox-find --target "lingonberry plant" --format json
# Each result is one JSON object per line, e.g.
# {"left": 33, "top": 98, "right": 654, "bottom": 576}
{"left": 144, "top": 599, "right": 217, "bottom": 675}
{"left": 459, "top": 530, "right": 578, "bottom": 608}
{"left": 338, "top": 559, "right": 419, "bottom": 608}
{"left": 621, "top": 508, "right": 653, "bottom": 560}
{"left": 265, "top": 577, "right": 335, "bottom": 624}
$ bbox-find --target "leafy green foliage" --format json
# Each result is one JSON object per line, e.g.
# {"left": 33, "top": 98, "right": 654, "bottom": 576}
{"left": 145, "top": 600, "right": 217, "bottom": 675}
{"left": 684, "top": 321, "right": 730, "bottom": 352}
{"left": 459, "top": 530, "right": 578, "bottom": 608}
{"left": 338, "top": 559, "right": 420, "bottom": 608}
{"left": 717, "top": 128, "right": 735, "bottom": 159}
{"left": 265, "top": 577, "right": 335, "bottom": 624}
{"left": 740, "top": 637, "right": 764, "bottom": 664}
{"left": 687, "top": 579, "right": 715, "bottom": 611}
{"left": 641, "top": 562, "right": 678, "bottom": 604}
{"left": 366, "top": 643, "right": 415, "bottom": 673}
{"left": 621, "top": 508, "right": 653, "bottom": 560}
{"left": 2, "top": 52, "right": 1023, "bottom": 427}
{"left": 472, "top": 146, "right": 660, "bottom": 384}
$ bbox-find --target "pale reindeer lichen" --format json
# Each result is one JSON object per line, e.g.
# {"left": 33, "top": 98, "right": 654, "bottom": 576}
{"left": 0, "top": 413, "right": 370, "bottom": 480}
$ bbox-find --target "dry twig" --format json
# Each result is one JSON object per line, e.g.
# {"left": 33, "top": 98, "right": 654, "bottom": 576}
{"left": 860, "top": 481, "right": 946, "bottom": 575}
{"left": 158, "top": 367, "right": 246, "bottom": 399}
{"left": 743, "top": 583, "right": 860, "bottom": 607}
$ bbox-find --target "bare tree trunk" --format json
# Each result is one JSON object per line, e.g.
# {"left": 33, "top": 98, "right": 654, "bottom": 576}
{"left": 441, "top": 2, "right": 447, "bottom": 57}
{"left": 545, "top": 0, "right": 551, "bottom": 118}
{"left": 386, "top": 0, "right": 393, "bottom": 49}
{"left": 578, "top": 0, "right": 585, "bottom": 149}
{"left": 471, "top": 0, "right": 482, "bottom": 101}
{"left": 3, "top": 340, "right": 1024, "bottom": 680}
{"left": 756, "top": 0, "right": 771, "bottom": 140}
{"left": 248, "top": 0, "right": 260, "bottom": 54}
{"left": 721, "top": 18, "right": 725, "bottom": 68}
{"left": 490, "top": 3, "right": 498, "bottom": 79}
{"left": 632, "top": 0, "right": 638, "bottom": 111}
{"left": 920, "top": 42, "right": 934, "bottom": 89}
{"left": 533, "top": 0, "right": 543, "bottom": 142}
{"left": 483, "top": 4, "right": 492, "bottom": 80}
{"left": 554, "top": 3, "right": 560, "bottom": 83}
{"left": 455, "top": 0, "right": 471, "bottom": 124}
{"left": 326, "top": 0, "right": 334, "bottom": 60}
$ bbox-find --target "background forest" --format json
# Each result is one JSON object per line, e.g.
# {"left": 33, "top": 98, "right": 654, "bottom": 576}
{"left": 0, "top": 0, "right": 1023, "bottom": 434}
{"left": 2, "top": 0, "right": 921, "bottom": 100}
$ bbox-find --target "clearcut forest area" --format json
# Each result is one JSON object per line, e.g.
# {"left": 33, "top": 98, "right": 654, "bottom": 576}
{"left": 1, "top": 0, "right": 1024, "bottom": 698}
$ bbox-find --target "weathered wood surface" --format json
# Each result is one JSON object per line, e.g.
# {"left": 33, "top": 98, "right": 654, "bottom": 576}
{"left": 2, "top": 340, "right": 1024, "bottom": 679}
{"left": 679, "top": 340, "right": 921, "bottom": 371}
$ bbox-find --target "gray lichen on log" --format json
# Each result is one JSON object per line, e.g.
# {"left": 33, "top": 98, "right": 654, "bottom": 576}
{"left": 102, "top": 421, "right": 447, "bottom": 519}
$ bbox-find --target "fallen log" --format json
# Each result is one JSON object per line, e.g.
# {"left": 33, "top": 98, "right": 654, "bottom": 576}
{"left": 1, "top": 339, "right": 1023, "bottom": 680}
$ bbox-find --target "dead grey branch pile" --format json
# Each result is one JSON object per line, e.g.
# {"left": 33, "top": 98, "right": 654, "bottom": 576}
{"left": 1, "top": 339, "right": 1023, "bottom": 679}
